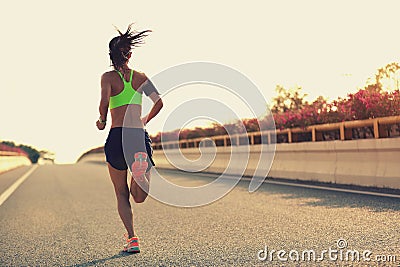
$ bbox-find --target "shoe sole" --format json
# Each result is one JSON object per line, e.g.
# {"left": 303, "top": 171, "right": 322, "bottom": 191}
{"left": 126, "top": 247, "right": 140, "bottom": 253}
{"left": 132, "top": 152, "right": 148, "bottom": 178}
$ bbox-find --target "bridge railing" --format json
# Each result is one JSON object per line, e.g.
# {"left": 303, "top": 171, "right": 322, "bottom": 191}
{"left": 153, "top": 115, "right": 400, "bottom": 150}
{"left": 0, "top": 143, "right": 29, "bottom": 157}
{"left": 0, "top": 151, "right": 25, "bottom": 156}
{"left": 0, "top": 145, "right": 31, "bottom": 173}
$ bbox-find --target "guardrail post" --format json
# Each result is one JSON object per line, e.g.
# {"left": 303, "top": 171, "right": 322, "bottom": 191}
{"left": 312, "top": 127, "right": 316, "bottom": 142}
{"left": 340, "top": 123, "right": 345, "bottom": 141}
{"left": 373, "top": 119, "right": 379, "bottom": 139}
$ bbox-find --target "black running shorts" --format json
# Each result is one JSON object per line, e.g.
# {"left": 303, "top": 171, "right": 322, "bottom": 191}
{"left": 104, "top": 127, "right": 154, "bottom": 172}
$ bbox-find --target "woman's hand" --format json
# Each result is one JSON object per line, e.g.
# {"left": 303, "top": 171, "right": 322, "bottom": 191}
{"left": 141, "top": 116, "right": 148, "bottom": 127}
{"left": 96, "top": 119, "right": 106, "bottom": 130}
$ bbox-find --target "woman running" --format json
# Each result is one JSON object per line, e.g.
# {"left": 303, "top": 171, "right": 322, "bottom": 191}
{"left": 96, "top": 24, "right": 163, "bottom": 253}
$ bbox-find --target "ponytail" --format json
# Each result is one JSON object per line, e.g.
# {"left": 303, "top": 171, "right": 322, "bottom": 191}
{"left": 108, "top": 24, "right": 151, "bottom": 70}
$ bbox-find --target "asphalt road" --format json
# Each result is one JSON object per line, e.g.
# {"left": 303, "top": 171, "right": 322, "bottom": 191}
{"left": 0, "top": 163, "right": 399, "bottom": 267}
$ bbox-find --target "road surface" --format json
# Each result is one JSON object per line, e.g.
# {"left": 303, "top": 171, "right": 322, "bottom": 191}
{"left": 0, "top": 163, "right": 399, "bottom": 266}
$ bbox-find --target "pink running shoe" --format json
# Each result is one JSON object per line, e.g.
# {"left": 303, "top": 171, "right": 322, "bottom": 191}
{"left": 123, "top": 234, "right": 140, "bottom": 253}
{"left": 131, "top": 152, "right": 148, "bottom": 179}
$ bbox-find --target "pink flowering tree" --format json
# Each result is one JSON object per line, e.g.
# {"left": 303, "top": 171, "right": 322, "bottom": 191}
{"left": 152, "top": 62, "right": 400, "bottom": 141}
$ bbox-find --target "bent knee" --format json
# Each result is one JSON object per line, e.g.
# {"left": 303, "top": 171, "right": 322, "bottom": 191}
{"left": 133, "top": 195, "right": 147, "bottom": 203}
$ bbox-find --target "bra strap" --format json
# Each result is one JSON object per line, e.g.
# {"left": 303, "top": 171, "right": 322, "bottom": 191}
{"left": 130, "top": 70, "right": 134, "bottom": 83}
{"left": 115, "top": 70, "right": 124, "bottom": 82}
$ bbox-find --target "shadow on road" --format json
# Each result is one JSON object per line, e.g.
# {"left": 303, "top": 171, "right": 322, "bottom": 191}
{"left": 65, "top": 251, "right": 134, "bottom": 267}
{"left": 241, "top": 178, "right": 400, "bottom": 213}
{"left": 157, "top": 169, "right": 400, "bottom": 213}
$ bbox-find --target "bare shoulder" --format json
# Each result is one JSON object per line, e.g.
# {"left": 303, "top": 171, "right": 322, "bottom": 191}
{"left": 134, "top": 70, "right": 149, "bottom": 86}
{"left": 101, "top": 70, "right": 116, "bottom": 80}
{"left": 134, "top": 70, "right": 147, "bottom": 79}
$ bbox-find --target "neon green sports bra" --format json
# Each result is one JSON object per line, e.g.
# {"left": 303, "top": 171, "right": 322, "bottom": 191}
{"left": 109, "top": 70, "right": 142, "bottom": 109}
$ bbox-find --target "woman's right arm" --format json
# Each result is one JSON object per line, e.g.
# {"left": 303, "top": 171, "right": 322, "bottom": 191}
{"left": 96, "top": 73, "right": 111, "bottom": 130}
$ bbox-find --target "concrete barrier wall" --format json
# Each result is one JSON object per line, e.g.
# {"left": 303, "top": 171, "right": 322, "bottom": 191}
{"left": 78, "top": 153, "right": 106, "bottom": 163}
{"left": 0, "top": 156, "right": 31, "bottom": 174}
{"left": 78, "top": 138, "right": 400, "bottom": 189}
{"left": 152, "top": 138, "right": 400, "bottom": 189}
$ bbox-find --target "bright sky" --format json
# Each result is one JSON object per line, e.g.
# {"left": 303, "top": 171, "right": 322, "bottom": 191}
{"left": 1, "top": 0, "right": 399, "bottom": 163}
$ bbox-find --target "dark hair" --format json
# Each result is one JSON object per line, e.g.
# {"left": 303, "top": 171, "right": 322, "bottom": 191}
{"left": 109, "top": 24, "right": 151, "bottom": 70}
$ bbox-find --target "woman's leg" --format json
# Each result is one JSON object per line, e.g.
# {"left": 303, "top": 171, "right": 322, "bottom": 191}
{"left": 107, "top": 163, "right": 135, "bottom": 238}
{"left": 130, "top": 170, "right": 151, "bottom": 203}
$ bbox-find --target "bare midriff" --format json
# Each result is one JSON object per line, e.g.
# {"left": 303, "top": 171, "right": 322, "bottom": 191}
{"left": 110, "top": 104, "right": 143, "bottom": 128}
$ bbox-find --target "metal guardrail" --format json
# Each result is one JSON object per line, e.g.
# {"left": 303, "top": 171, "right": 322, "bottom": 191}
{"left": 0, "top": 151, "right": 26, "bottom": 156}
{"left": 0, "top": 143, "right": 29, "bottom": 157}
{"left": 153, "top": 115, "right": 400, "bottom": 150}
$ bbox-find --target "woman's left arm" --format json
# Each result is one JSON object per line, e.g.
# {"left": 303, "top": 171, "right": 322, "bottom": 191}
{"left": 142, "top": 92, "right": 163, "bottom": 126}
{"left": 140, "top": 77, "right": 163, "bottom": 126}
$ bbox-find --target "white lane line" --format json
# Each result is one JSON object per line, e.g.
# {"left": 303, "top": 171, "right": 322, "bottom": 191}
{"left": 236, "top": 175, "right": 400, "bottom": 198}
{"left": 0, "top": 165, "right": 39, "bottom": 207}
{"left": 261, "top": 179, "right": 400, "bottom": 199}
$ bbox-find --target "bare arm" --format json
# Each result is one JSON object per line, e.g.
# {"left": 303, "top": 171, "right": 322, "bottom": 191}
{"left": 143, "top": 92, "right": 163, "bottom": 125}
{"left": 140, "top": 77, "right": 163, "bottom": 125}
{"left": 96, "top": 73, "right": 111, "bottom": 130}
